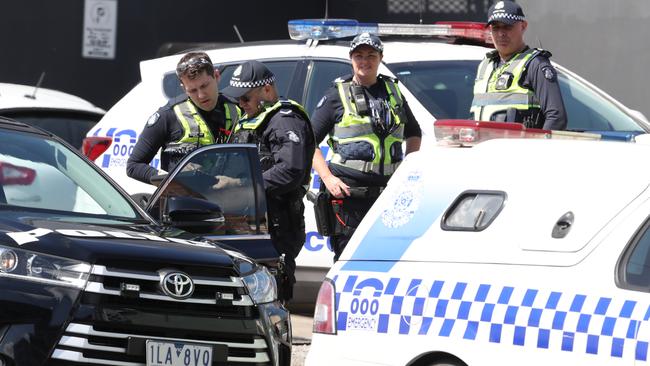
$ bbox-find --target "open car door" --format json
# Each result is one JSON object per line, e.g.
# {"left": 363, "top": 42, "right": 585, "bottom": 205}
{"left": 145, "top": 144, "right": 279, "bottom": 267}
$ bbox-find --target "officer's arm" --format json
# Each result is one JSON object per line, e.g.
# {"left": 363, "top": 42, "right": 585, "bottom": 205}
{"left": 310, "top": 89, "right": 350, "bottom": 198}
{"left": 126, "top": 113, "right": 167, "bottom": 184}
{"left": 262, "top": 115, "right": 314, "bottom": 196}
{"left": 403, "top": 101, "right": 422, "bottom": 154}
{"left": 528, "top": 58, "right": 568, "bottom": 130}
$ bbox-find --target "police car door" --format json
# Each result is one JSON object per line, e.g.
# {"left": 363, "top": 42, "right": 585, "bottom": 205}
{"left": 145, "top": 144, "right": 278, "bottom": 264}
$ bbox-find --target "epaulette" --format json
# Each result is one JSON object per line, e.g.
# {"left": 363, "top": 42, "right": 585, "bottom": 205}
{"left": 486, "top": 49, "right": 500, "bottom": 60}
{"left": 378, "top": 74, "right": 398, "bottom": 83}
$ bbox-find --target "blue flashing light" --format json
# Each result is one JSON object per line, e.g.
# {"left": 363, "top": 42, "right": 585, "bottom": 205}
{"left": 288, "top": 19, "right": 378, "bottom": 41}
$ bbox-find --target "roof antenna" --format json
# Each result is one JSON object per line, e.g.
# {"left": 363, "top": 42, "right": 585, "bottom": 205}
{"left": 233, "top": 25, "right": 245, "bottom": 43}
{"left": 25, "top": 71, "right": 45, "bottom": 100}
{"left": 537, "top": 38, "right": 544, "bottom": 49}
{"left": 324, "top": 0, "right": 329, "bottom": 19}
{"left": 419, "top": 0, "right": 424, "bottom": 24}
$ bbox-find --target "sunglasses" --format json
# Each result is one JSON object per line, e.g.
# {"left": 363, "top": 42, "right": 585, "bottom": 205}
{"left": 238, "top": 87, "right": 263, "bottom": 103}
{"left": 176, "top": 57, "right": 212, "bottom": 76}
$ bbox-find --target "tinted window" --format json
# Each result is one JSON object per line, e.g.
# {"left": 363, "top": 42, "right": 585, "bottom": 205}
{"left": 163, "top": 61, "right": 299, "bottom": 101}
{"left": 303, "top": 60, "right": 352, "bottom": 116}
{"left": 1, "top": 111, "right": 102, "bottom": 149}
{"left": 0, "top": 129, "right": 138, "bottom": 218}
{"left": 389, "top": 61, "right": 478, "bottom": 120}
{"left": 150, "top": 147, "right": 265, "bottom": 235}
{"left": 387, "top": 60, "right": 645, "bottom": 132}
{"left": 620, "top": 219, "right": 650, "bottom": 290}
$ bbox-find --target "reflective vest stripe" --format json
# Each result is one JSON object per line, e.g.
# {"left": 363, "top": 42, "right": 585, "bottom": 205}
{"left": 333, "top": 124, "right": 375, "bottom": 138}
{"left": 173, "top": 101, "right": 215, "bottom": 144}
{"left": 472, "top": 93, "right": 538, "bottom": 106}
{"left": 223, "top": 102, "right": 239, "bottom": 130}
{"left": 330, "top": 155, "right": 399, "bottom": 175}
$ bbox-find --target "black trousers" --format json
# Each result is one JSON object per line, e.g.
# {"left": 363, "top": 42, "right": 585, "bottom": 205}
{"left": 268, "top": 192, "right": 306, "bottom": 302}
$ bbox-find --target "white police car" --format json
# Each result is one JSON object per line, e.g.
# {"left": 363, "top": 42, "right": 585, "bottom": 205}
{"left": 0, "top": 82, "right": 105, "bottom": 148}
{"left": 306, "top": 122, "right": 650, "bottom": 365}
{"left": 84, "top": 19, "right": 649, "bottom": 308}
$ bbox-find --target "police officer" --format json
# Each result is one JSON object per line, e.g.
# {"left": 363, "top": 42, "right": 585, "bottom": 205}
{"left": 222, "top": 60, "right": 315, "bottom": 302}
{"left": 127, "top": 52, "right": 241, "bottom": 185}
{"left": 311, "top": 33, "right": 422, "bottom": 261}
{"left": 471, "top": 0, "right": 567, "bottom": 130}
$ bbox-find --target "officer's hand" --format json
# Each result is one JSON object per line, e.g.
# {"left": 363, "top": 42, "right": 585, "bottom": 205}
{"left": 212, "top": 175, "right": 242, "bottom": 190}
{"left": 323, "top": 175, "right": 350, "bottom": 199}
{"left": 181, "top": 162, "right": 203, "bottom": 172}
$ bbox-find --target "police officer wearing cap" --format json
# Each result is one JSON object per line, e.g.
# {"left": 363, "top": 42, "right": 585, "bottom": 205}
{"left": 222, "top": 60, "right": 315, "bottom": 302}
{"left": 311, "top": 33, "right": 422, "bottom": 261}
{"left": 471, "top": 0, "right": 567, "bottom": 130}
{"left": 127, "top": 52, "right": 241, "bottom": 185}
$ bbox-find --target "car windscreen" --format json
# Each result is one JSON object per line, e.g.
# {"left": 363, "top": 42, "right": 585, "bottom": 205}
{"left": 388, "top": 60, "right": 646, "bottom": 132}
{"left": 1, "top": 110, "right": 103, "bottom": 149}
{"left": 0, "top": 129, "right": 140, "bottom": 220}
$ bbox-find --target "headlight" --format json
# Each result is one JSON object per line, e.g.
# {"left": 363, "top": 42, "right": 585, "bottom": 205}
{"left": 242, "top": 265, "right": 277, "bottom": 304}
{"left": 0, "top": 244, "right": 91, "bottom": 289}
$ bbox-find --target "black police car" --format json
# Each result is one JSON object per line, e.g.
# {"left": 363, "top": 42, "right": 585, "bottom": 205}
{"left": 0, "top": 117, "right": 290, "bottom": 366}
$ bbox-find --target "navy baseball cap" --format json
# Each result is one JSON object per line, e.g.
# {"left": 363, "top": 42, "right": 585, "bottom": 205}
{"left": 349, "top": 32, "right": 384, "bottom": 54}
{"left": 487, "top": 1, "right": 526, "bottom": 25}
{"left": 222, "top": 60, "right": 276, "bottom": 98}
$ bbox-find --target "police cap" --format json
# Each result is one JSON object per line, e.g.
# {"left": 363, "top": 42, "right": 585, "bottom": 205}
{"left": 487, "top": 1, "right": 526, "bottom": 25}
{"left": 349, "top": 33, "right": 383, "bottom": 55}
{"left": 222, "top": 60, "right": 276, "bottom": 99}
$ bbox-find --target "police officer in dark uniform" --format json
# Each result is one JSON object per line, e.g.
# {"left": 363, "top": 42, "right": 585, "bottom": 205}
{"left": 311, "top": 33, "right": 422, "bottom": 261}
{"left": 127, "top": 52, "right": 240, "bottom": 185}
{"left": 222, "top": 60, "right": 315, "bottom": 302}
{"left": 471, "top": 0, "right": 567, "bottom": 130}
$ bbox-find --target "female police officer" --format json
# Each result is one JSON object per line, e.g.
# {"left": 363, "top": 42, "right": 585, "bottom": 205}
{"left": 310, "top": 33, "right": 422, "bottom": 261}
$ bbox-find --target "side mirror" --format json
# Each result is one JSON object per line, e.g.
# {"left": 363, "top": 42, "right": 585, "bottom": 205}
{"left": 165, "top": 196, "right": 225, "bottom": 233}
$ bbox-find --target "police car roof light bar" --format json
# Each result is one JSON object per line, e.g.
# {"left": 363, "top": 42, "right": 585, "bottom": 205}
{"left": 434, "top": 120, "right": 602, "bottom": 146}
{"left": 288, "top": 19, "right": 493, "bottom": 45}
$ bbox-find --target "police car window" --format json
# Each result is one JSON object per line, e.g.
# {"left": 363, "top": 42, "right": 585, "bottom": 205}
{"left": 304, "top": 60, "right": 352, "bottom": 116}
{"left": 1, "top": 111, "right": 102, "bottom": 149}
{"left": 442, "top": 191, "right": 505, "bottom": 231}
{"left": 620, "top": 219, "right": 650, "bottom": 290}
{"left": 388, "top": 60, "right": 478, "bottom": 120}
{"left": 162, "top": 61, "right": 299, "bottom": 100}
{"left": 557, "top": 72, "right": 644, "bottom": 132}
{"left": 150, "top": 148, "right": 261, "bottom": 235}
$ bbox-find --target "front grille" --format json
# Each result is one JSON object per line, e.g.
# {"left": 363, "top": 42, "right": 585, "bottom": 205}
{"left": 83, "top": 265, "right": 254, "bottom": 317}
{"left": 50, "top": 323, "right": 271, "bottom": 365}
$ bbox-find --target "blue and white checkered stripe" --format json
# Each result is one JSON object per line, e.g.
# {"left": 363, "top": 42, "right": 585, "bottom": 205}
{"left": 336, "top": 275, "right": 650, "bottom": 361}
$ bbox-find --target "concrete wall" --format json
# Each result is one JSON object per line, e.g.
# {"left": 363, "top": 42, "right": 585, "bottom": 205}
{"left": 519, "top": 0, "right": 650, "bottom": 118}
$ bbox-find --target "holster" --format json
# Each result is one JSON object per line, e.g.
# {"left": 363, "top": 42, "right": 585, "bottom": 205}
{"left": 307, "top": 191, "right": 335, "bottom": 237}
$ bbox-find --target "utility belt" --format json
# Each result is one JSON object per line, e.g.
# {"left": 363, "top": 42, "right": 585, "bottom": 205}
{"left": 306, "top": 186, "right": 383, "bottom": 237}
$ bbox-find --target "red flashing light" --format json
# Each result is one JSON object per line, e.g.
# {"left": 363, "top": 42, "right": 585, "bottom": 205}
{"left": 82, "top": 136, "right": 113, "bottom": 161}
{"left": 434, "top": 21, "right": 493, "bottom": 46}
{"left": 313, "top": 278, "right": 337, "bottom": 334}
{"left": 0, "top": 162, "right": 36, "bottom": 185}
{"left": 434, "top": 119, "right": 550, "bottom": 146}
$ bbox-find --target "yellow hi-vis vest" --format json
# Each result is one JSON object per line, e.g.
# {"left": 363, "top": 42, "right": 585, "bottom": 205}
{"left": 234, "top": 99, "right": 309, "bottom": 133}
{"left": 471, "top": 48, "right": 544, "bottom": 123}
{"left": 171, "top": 99, "right": 240, "bottom": 146}
{"left": 330, "top": 76, "right": 405, "bottom": 176}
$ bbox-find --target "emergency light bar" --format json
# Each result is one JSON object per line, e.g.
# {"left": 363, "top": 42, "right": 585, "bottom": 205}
{"left": 288, "top": 19, "right": 493, "bottom": 45}
{"left": 434, "top": 120, "right": 602, "bottom": 147}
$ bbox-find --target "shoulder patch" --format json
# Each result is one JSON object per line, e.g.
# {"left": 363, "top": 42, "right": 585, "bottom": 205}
{"left": 287, "top": 130, "right": 300, "bottom": 143}
{"left": 146, "top": 112, "right": 160, "bottom": 127}
{"left": 316, "top": 95, "right": 327, "bottom": 109}
{"left": 542, "top": 66, "right": 557, "bottom": 81}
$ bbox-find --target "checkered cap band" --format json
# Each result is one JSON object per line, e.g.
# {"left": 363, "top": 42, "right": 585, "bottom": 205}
{"left": 489, "top": 12, "right": 525, "bottom": 23}
{"left": 229, "top": 75, "right": 276, "bottom": 88}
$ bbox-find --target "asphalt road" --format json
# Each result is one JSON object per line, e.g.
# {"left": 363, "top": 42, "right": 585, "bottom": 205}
{"left": 291, "top": 314, "right": 313, "bottom": 366}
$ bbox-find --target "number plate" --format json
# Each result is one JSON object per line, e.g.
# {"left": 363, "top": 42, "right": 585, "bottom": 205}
{"left": 146, "top": 340, "right": 213, "bottom": 366}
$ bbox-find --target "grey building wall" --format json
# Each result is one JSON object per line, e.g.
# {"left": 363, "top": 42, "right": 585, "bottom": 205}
{"left": 519, "top": 0, "right": 650, "bottom": 118}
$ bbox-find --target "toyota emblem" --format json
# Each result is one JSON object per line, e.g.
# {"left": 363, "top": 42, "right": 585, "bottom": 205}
{"left": 159, "top": 270, "right": 194, "bottom": 299}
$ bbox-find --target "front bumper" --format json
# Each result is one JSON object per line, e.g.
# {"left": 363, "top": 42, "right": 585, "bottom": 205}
{"left": 0, "top": 268, "right": 291, "bottom": 366}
